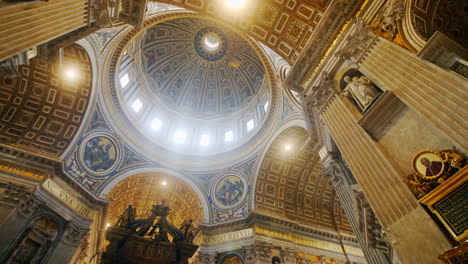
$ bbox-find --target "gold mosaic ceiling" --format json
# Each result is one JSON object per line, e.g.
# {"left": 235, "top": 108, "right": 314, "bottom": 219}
{"left": 255, "top": 126, "right": 353, "bottom": 234}
{"left": 140, "top": 17, "right": 266, "bottom": 118}
{"left": 106, "top": 172, "right": 204, "bottom": 229}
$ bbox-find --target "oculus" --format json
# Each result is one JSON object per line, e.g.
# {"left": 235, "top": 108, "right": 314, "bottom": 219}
{"left": 194, "top": 27, "right": 228, "bottom": 61}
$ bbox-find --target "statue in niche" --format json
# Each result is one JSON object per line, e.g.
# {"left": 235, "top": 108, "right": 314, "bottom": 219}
{"left": 342, "top": 74, "right": 381, "bottom": 112}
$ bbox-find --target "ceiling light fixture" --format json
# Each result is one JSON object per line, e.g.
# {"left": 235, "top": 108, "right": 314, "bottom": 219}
{"left": 161, "top": 181, "right": 167, "bottom": 186}
{"left": 284, "top": 144, "right": 292, "bottom": 151}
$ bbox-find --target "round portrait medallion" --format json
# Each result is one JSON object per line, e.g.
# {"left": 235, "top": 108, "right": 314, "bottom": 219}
{"left": 79, "top": 133, "right": 121, "bottom": 176}
{"left": 412, "top": 150, "right": 446, "bottom": 180}
{"left": 212, "top": 174, "right": 247, "bottom": 209}
{"left": 219, "top": 254, "right": 244, "bottom": 264}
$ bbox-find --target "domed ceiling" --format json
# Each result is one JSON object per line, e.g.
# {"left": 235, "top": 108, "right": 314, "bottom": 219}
{"left": 111, "top": 14, "right": 276, "bottom": 161}
{"left": 140, "top": 17, "right": 265, "bottom": 119}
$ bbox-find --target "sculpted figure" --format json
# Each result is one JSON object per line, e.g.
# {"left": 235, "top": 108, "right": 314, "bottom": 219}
{"left": 374, "top": 0, "right": 404, "bottom": 40}
{"left": 93, "top": 0, "right": 115, "bottom": 28}
{"left": 116, "top": 205, "right": 136, "bottom": 228}
{"left": 343, "top": 75, "right": 380, "bottom": 111}
{"left": 180, "top": 219, "right": 195, "bottom": 243}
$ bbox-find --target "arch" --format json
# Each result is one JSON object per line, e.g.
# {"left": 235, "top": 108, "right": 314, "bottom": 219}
{"left": 3, "top": 212, "right": 64, "bottom": 264}
{"left": 401, "top": 0, "right": 427, "bottom": 52}
{"left": 403, "top": 0, "right": 467, "bottom": 52}
{"left": 253, "top": 125, "right": 352, "bottom": 233}
{"left": 0, "top": 43, "right": 93, "bottom": 157}
{"left": 98, "top": 166, "right": 210, "bottom": 222}
{"left": 250, "top": 119, "right": 307, "bottom": 209}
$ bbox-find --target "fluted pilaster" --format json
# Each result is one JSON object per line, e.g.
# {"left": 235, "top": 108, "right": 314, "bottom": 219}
{"left": 359, "top": 37, "right": 467, "bottom": 153}
{"left": 323, "top": 157, "right": 390, "bottom": 264}
{"left": 322, "top": 96, "right": 452, "bottom": 263}
{"left": 0, "top": 0, "right": 89, "bottom": 61}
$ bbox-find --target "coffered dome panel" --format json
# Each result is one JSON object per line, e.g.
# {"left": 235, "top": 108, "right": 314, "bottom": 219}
{"left": 140, "top": 17, "right": 265, "bottom": 119}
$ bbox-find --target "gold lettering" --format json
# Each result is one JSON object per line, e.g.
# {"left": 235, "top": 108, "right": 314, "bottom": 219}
{"left": 43, "top": 180, "right": 95, "bottom": 219}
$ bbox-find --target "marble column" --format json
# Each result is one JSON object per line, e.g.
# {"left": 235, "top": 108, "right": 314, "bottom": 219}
{"left": 322, "top": 155, "right": 390, "bottom": 264}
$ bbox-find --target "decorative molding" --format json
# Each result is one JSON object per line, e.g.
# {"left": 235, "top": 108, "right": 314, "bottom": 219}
{"left": 284, "top": 0, "right": 364, "bottom": 91}
{"left": 62, "top": 221, "right": 89, "bottom": 247}
{"left": 199, "top": 211, "right": 358, "bottom": 245}
{"left": 0, "top": 144, "right": 108, "bottom": 209}
{"left": 335, "top": 19, "right": 377, "bottom": 64}
{"left": 417, "top": 31, "right": 468, "bottom": 68}
{"left": 372, "top": 0, "right": 405, "bottom": 41}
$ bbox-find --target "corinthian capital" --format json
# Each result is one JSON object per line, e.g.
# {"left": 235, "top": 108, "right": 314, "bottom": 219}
{"left": 335, "top": 19, "right": 377, "bottom": 63}
{"left": 322, "top": 156, "right": 346, "bottom": 185}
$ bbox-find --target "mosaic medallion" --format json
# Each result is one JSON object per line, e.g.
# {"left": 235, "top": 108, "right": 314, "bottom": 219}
{"left": 79, "top": 133, "right": 120, "bottom": 175}
{"left": 212, "top": 174, "right": 247, "bottom": 209}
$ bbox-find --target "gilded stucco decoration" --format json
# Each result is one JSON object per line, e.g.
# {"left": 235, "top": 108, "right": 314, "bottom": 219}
{"left": 0, "top": 44, "right": 92, "bottom": 156}
{"left": 65, "top": 109, "right": 151, "bottom": 192}
{"left": 106, "top": 172, "right": 204, "bottom": 229}
{"left": 153, "top": 0, "right": 328, "bottom": 63}
{"left": 255, "top": 126, "right": 352, "bottom": 233}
